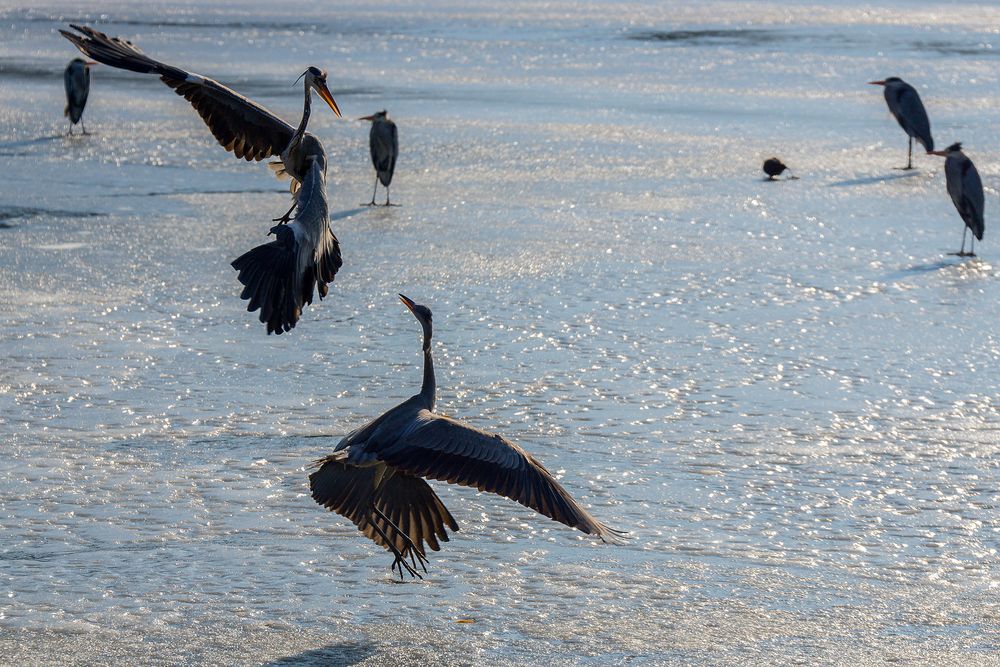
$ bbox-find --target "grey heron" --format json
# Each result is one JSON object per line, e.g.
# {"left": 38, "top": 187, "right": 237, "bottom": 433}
{"left": 60, "top": 24, "right": 343, "bottom": 335}
{"left": 360, "top": 110, "right": 398, "bottom": 206}
{"left": 310, "top": 294, "right": 624, "bottom": 578}
{"left": 869, "top": 77, "right": 934, "bottom": 170}
{"left": 63, "top": 57, "right": 95, "bottom": 135}
{"left": 929, "top": 142, "right": 985, "bottom": 257}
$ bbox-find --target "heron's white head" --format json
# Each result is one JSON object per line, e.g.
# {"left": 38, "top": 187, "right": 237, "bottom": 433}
{"left": 358, "top": 110, "right": 389, "bottom": 122}
{"left": 867, "top": 77, "right": 902, "bottom": 87}
{"left": 928, "top": 142, "right": 963, "bottom": 157}
{"left": 399, "top": 294, "right": 433, "bottom": 348}
{"left": 299, "top": 66, "right": 342, "bottom": 118}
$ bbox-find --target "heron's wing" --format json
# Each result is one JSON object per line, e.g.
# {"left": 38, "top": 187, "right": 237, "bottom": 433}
{"left": 290, "top": 160, "right": 342, "bottom": 303}
{"left": 375, "top": 410, "right": 625, "bottom": 543}
{"left": 310, "top": 454, "right": 459, "bottom": 558}
{"left": 231, "top": 161, "right": 341, "bottom": 334}
{"left": 893, "top": 85, "right": 933, "bottom": 151}
{"left": 60, "top": 24, "right": 294, "bottom": 161}
{"left": 957, "top": 158, "right": 986, "bottom": 239}
{"left": 370, "top": 121, "right": 397, "bottom": 176}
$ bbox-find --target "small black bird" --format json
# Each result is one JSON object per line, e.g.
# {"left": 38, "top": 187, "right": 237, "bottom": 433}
{"left": 763, "top": 157, "right": 791, "bottom": 180}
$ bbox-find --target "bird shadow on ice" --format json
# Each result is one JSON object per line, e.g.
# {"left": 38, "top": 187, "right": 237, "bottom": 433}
{"left": 0, "top": 133, "right": 63, "bottom": 156}
{"left": 264, "top": 643, "right": 374, "bottom": 667}
{"left": 882, "top": 259, "right": 956, "bottom": 281}
{"left": 330, "top": 207, "right": 368, "bottom": 222}
{"left": 882, "top": 257, "right": 994, "bottom": 282}
{"left": 827, "top": 172, "right": 921, "bottom": 188}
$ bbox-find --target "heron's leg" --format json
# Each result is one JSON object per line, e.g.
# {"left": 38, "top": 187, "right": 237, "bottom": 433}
{"left": 969, "top": 236, "right": 976, "bottom": 258}
{"left": 81, "top": 120, "right": 89, "bottom": 135}
{"left": 271, "top": 200, "right": 296, "bottom": 225}
{"left": 960, "top": 227, "right": 968, "bottom": 255}
{"left": 907, "top": 137, "right": 912, "bottom": 169}
{"left": 371, "top": 503, "right": 428, "bottom": 573}
{"left": 365, "top": 175, "right": 378, "bottom": 206}
{"left": 383, "top": 186, "right": 400, "bottom": 207}
{"left": 66, "top": 123, "right": 73, "bottom": 137}
{"left": 367, "top": 509, "right": 421, "bottom": 580}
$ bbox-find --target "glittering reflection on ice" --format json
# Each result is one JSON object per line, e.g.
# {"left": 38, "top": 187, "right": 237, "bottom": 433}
{"left": 2, "top": 0, "right": 1000, "bottom": 664}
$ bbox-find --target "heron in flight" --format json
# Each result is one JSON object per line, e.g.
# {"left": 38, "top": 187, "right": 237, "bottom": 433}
{"left": 60, "top": 24, "right": 343, "bottom": 334}
{"left": 63, "top": 57, "right": 96, "bottom": 135}
{"left": 360, "top": 110, "right": 398, "bottom": 206}
{"left": 929, "top": 142, "right": 985, "bottom": 257}
{"left": 869, "top": 77, "right": 933, "bottom": 170}
{"left": 310, "top": 294, "right": 624, "bottom": 578}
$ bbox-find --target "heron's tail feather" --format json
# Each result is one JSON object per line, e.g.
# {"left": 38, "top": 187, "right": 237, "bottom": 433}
{"left": 59, "top": 24, "right": 188, "bottom": 81}
{"left": 231, "top": 227, "right": 301, "bottom": 335}
{"left": 314, "top": 228, "right": 343, "bottom": 302}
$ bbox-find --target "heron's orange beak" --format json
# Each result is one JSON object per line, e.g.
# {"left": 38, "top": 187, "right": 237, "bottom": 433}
{"left": 398, "top": 294, "right": 416, "bottom": 313}
{"left": 868, "top": 80, "right": 886, "bottom": 86}
{"left": 358, "top": 115, "right": 375, "bottom": 121}
{"left": 85, "top": 61, "right": 98, "bottom": 66}
{"left": 927, "top": 150, "right": 947, "bottom": 157}
{"left": 316, "top": 81, "right": 342, "bottom": 118}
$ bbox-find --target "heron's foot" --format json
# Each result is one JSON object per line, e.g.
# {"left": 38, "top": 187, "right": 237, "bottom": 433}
{"left": 390, "top": 551, "right": 424, "bottom": 580}
{"left": 786, "top": 175, "right": 800, "bottom": 180}
{"left": 362, "top": 200, "right": 378, "bottom": 207}
{"left": 381, "top": 202, "right": 401, "bottom": 207}
{"left": 893, "top": 165, "right": 915, "bottom": 171}
{"left": 947, "top": 251, "right": 976, "bottom": 257}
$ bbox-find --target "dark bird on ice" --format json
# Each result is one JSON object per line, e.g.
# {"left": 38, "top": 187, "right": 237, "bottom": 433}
{"left": 310, "top": 294, "right": 625, "bottom": 578}
{"left": 929, "top": 142, "right": 985, "bottom": 257}
{"left": 63, "top": 57, "right": 95, "bottom": 135}
{"left": 763, "top": 157, "right": 790, "bottom": 180}
{"left": 60, "top": 24, "right": 343, "bottom": 335}
{"left": 869, "top": 77, "right": 934, "bottom": 170}
{"left": 360, "top": 110, "right": 398, "bottom": 206}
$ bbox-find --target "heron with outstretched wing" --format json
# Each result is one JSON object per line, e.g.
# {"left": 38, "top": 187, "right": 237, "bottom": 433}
{"left": 60, "top": 24, "right": 343, "bottom": 334}
{"left": 310, "top": 295, "right": 625, "bottom": 579}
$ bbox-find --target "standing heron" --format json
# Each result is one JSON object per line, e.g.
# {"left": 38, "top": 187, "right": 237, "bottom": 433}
{"left": 869, "top": 77, "right": 933, "bottom": 170}
{"left": 60, "top": 24, "right": 343, "bottom": 334}
{"left": 63, "top": 57, "right": 95, "bottom": 135}
{"left": 360, "top": 110, "right": 398, "bottom": 206}
{"left": 929, "top": 142, "right": 985, "bottom": 257}
{"left": 310, "top": 294, "right": 624, "bottom": 578}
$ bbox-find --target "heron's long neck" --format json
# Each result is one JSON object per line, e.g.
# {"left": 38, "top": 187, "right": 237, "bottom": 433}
{"left": 293, "top": 82, "right": 312, "bottom": 143}
{"left": 420, "top": 337, "right": 435, "bottom": 409}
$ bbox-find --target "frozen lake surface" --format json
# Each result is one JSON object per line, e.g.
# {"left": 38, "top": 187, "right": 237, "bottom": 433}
{"left": 1, "top": 0, "right": 999, "bottom": 664}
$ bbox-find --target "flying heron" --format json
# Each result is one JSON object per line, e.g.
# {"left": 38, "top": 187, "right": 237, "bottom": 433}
{"left": 360, "top": 110, "right": 398, "bottom": 206}
{"left": 929, "top": 142, "right": 985, "bottom": 257}
{"left": 310, "top": 294, "right": 624, "bottom": 578}
{"left": 63, "top": 57, "right": 96, "bottom": 135}
{"left": 60, "top": 24, "right": 343, "bottom": 335}
{"left": 869, "top": 77, "right": 933, "bottom": 170}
